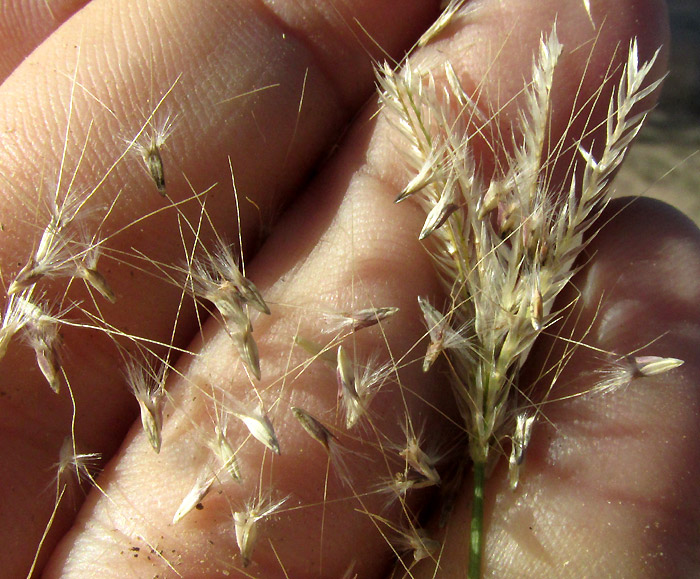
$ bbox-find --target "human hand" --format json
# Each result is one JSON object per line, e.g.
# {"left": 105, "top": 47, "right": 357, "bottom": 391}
{"left": 1, "top": 0, "right": 698, "bottom": 577}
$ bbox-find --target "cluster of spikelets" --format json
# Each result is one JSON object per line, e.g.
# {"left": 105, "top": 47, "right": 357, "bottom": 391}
{"left": 377, "top": 24, "right": 684, "bottom": 574}
{"left": 0, "top": 106, "right": 441, "bottom": 573}
{"left": 0, "top": 9, "right": 688, "bottom": 579}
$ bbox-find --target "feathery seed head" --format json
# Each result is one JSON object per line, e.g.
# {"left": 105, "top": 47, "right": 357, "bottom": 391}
{"left": 378, "top": 31, "right": 676, "bottom": 575}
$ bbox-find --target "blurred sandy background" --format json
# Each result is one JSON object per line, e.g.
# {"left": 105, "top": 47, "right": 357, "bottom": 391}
{"left": 614, "top": 0, "right": 700, "bottom": 224}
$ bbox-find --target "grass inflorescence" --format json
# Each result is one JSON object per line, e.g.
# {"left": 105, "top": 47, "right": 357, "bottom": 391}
{"left": 376, "top": 23, "right": 682, "bottom": 576}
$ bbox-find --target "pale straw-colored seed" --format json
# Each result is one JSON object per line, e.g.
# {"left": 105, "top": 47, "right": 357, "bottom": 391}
{"left": 232, "top": 326, "right": 261, "bottom": 381}
{"left": 336, "top": 345, "right": 357, "bottom": 399}
{"left": 233, "top": 405, "right": 280, "bottom": 455}
{"left": 337, "top": 345, "right": 368, "bottom": 429}
{"left": 396, "top": 148, "right": 442, "bottom": 203}
{"left": 593, "top": 353, "right": 685, "bottom": 397}
{"left": 291, "top": 406, "right": 334, "bottom": 452}
{"left": 138, "top": 398, "right": 163, "bottom": 454}
{"left": 325, "top": 306, "right": 400, "bottom": 332}
{"left": 529, "top": 283, "right": 543, "bottom": 331}
{"left": 172, "top": 470, "right": 216, "bottom": 524}
{"left": 291, "top": 406, "right": 354, "bottom": 485}
{"left": 419, "top": 174, "right": 459, "bottom": 240}
{"left": 76, "top": 265, "right": 116, "bottom": 303}
{"left": 133, "top": 116, "right": 176, "bottom": 195}
{"left": 630, "top": 355, "right": 684, "bottom": 377}
{"left": 294, "top": 334, "right": 336, "bottom": 364}
{"left": 476, "top": 179, "right": 505, "bottom": 219}
{"left": 339, "top": 351, "right": 394, "bottom": 429}
{"left": 33, "top": 337, "right": 62, "bottom": 393}
{"left": 234, "top": 276, "right": 270, "bottom": 316}
{"left": 8, "top": 260, "right": 44, "bottom": 295}
{"left": 143, "top": 143, "right": 166, "bottom": 194}
{"left": 209, "top": 421, "right": 242, "bottom": 482}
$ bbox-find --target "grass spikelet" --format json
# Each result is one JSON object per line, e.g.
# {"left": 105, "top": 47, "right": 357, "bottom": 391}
{"left": 233, "top": 494, "right": 288, "bottom": 568}
{"left": 396, "top": 526, "right": 441, "bottom": 563}
{"left": 231, "top": 403, "right": 281, "bottom": 455}
{"left": 322, "top": 306, "right": 400, "bottom": 333}
{"left": 131, "top": 115, "right": 176, "bottom": 195}
{"left": 418, "top": 295, "right": 471, "bottom": 372}
{"left": 73, "top": 238, "right": 116, "bottom": 303}
{"left": 124, "top": 357, "right": 167, "bottom": 453}
{"left": 26, "top": 316, "right": 63, "bottom": 393}
{"left": 508, "top": 411, "right": 536, "bottom": 489}
{"left": 189, "top": 240, "right": 269, "bottom": 379}
{"left": 14, "top": 292, "right": 68, "bottom": 393}
{"left": 190, "top": 240, "right": 270, "bottom": 317}
{"left": 291, "top": 406, "right": 334, "bottom": 452}
{"left": 0, "top": 290, "right": 35, "bottom": 359}
{"left": 55, "top": 436, "right": 101, "bottom": 487}
{"left": 208, "top": 404, "right": 243, "bottom": 482}
{"left": 399, "top": 430, "right": 441, "bottom": 487}
{"left": 416, "top": 0, "right": 469, "bottom": 48}
{"left": 173, "top": 468, "right": 216, "bottom": 524}
{"left": 336, "top": 346, "right": 393, "bottom": 429}
{"left": 590, "top": 352, "right": 685, "bottom": 398}
{"left": 9, "top": 189, "right": 88, "bottom": 295}
{"left": 291, "top": 406, "right": 353, "bottom": 487}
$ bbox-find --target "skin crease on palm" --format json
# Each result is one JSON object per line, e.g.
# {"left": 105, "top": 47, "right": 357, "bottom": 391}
{"left": 0, "top": 0, "right": 698, "bottom": 577}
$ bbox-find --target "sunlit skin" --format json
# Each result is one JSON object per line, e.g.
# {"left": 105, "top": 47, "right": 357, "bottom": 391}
{"left": 0, "top": 0, "right": 698, "bottom": 577}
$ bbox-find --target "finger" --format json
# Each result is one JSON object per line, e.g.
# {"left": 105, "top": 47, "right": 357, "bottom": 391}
{"left": 0, "top": 0, "right": 90, "bottom": 82}
{"left": 0, "top": 0, "right": 442, "bottom": 575}
{"left": 44, "top": 0, "right": 669, "bottom": 577}
{"left": 416, "top": 198, "right": 700, "bottom": 576}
